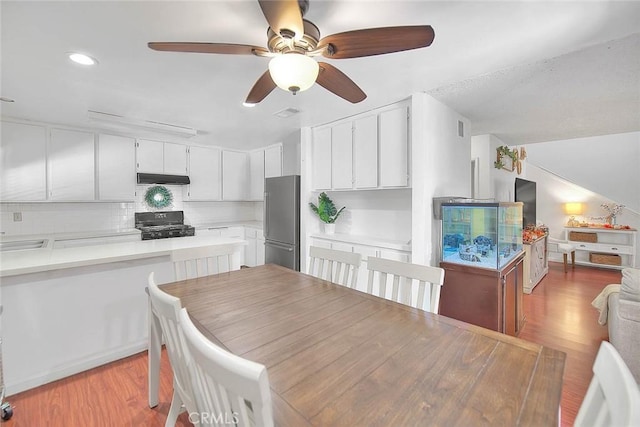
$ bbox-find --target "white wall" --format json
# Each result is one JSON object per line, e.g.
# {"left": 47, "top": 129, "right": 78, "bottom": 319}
{"left": 525, "top": 131, "right": 640, "bottom": 212}
{"left": 411, "top": 93, "right": 471, "bottom": 266}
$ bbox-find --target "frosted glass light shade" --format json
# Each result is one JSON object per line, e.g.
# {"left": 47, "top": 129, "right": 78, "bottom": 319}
{"left": 268, "top": 53, "right": 319, "bottom": 94}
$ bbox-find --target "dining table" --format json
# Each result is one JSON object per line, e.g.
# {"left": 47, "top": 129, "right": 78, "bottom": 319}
{"left": 150, "top": 263, "right": 566, "bottom": 426}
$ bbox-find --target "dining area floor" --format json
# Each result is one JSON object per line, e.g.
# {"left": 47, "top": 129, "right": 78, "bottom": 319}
{"left": 3, "top": 262, "right": 616, "bottom": 426}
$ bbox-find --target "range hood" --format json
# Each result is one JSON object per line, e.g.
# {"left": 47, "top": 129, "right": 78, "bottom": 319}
{"left": 137, "top": 173, "right": 190, "bottom": 185}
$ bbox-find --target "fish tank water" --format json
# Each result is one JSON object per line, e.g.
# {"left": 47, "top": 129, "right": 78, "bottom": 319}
{"left": 441, "top": 202, "right": 523, "bottom": 270}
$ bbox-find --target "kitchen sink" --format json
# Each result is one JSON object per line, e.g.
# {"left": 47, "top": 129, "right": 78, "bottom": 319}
{"left": 0, "top": 239, "right": 48, "bottom": 252}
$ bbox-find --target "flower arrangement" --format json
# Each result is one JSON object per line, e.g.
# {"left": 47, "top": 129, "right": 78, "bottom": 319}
{"left": 601, "top": 203, "right": 624, "bottom": 225}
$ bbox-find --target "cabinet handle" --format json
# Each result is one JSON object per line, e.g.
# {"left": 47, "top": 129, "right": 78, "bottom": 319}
{"left": 611, "top": 247, "right": 619, "bottom": 251}
{"left": 579, "top": 244, "right": 586, "bottom": 248}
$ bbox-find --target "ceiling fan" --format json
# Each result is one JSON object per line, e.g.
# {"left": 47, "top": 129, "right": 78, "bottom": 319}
{"left": 148, "top": 0, "right": 435, "bottom": 105}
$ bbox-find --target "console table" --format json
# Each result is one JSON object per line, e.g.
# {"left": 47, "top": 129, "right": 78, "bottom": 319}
{"left": 523, "top": 235, "right": 548, "bottom": 294}
{"left": 563, "top": 227, "right": 637, "bottom": 270}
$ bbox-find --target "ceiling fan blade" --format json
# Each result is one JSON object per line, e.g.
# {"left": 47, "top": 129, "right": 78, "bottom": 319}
{"left": 245, "top": 70, "right": 277, "bottom": 104}
{"left": 258, "top": 0, "right": 304, "bottom": 39}
{"left": 316, "top": 62, "right": 366, "bottom": 104}
{"left": 148, "top": 42, "right": 269, "bottom": 56}
{"left": 318, "top": 25, "right": 435, "bottom": 59}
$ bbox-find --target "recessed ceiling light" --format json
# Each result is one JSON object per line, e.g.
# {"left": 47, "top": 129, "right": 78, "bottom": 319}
{"left": 68, "top": 52, "right": 98, "bottom": 66}
{"left": 242, "top": 102, "right": 257, "bottom": 108}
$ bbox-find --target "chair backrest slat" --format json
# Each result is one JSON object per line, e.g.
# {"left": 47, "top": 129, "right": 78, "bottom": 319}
{"left": 307, "top": 246, "right": 362, "bottom": 289}
{"left": 366, "top": 256, "right": 445, "bottom": 314}
{"left": 575, "top": 341, "right": 640, "bottom": 427}
{"left": 178, "top": 308, "right": 274, "bottom": 427}
{"left": 171, "top": 244, "right": 240, "bottom": 281}
{"left": 147, "top": 272, "right": 197, "bottom": 421}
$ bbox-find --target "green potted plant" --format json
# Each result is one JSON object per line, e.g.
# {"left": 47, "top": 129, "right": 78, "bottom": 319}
{"left": 309, "top": 192, "right": 345, "bottom": 234}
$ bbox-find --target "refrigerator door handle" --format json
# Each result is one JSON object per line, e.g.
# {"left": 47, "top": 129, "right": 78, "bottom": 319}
{"left": 265, "top": 241, "right": 294, "bottom": 252}
{"left": 264, "top": 191, "right": 269, "bottom": 237}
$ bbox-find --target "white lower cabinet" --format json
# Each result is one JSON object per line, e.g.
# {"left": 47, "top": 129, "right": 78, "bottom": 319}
{"left": 310, "top": 237, "right": 411, "bottom": 293}
{"left": 244, "top": 227, "right": 265, "bottom": 267}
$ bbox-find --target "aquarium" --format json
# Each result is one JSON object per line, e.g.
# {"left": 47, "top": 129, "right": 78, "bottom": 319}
{"left": 441, "top": 202, "right": 523, "bottom": 270}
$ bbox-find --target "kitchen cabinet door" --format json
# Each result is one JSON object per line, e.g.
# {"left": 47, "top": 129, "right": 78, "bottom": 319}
{"left": 249, "top": 149, "right": 265, "bottom": 201}
{"left": 264, "top": 144, "right": 282, "bottom": 178}
{"left": 331, "top": 122, "right": 353, "bottom": 190}
{"left": 98, "top": 134, "right": 136, "bottom": 200}
{"left": 187, "top": 146, "right": 221, "bottom": 201}
{"left": 312, "top": 127, "right": 331, "bottom": 190}
{"left": 222, "top": 150, "right": 249, "bottom": 200}
{"left": 136, "top": 139, "right": 164, "bottom": 173}
{"left": 353, "top": 115, "right": 378, "bottom": 189}
{"left": 164, "top": 142, "right": 188, "bottom": 175}
{"left": 379, "top": 106, "right": 409, "bottom": 187}
{"left": 256, "top": 232, "right": 265, "bottom": 266}
{"left": 0, "top": 121, "right": 47, "bottom": 201}
{"left": 49, "top": 128, "right": 95, "bottom": 200}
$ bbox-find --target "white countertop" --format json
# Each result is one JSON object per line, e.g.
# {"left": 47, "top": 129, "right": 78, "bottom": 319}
{"left": 310, "top": 232, "right": 411, "bottom": 252}
{"left": 0, "top": 234, "right": 246, "bottom": 278}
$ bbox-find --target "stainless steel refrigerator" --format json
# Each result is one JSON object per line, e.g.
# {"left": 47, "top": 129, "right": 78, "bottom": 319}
{"left": 264, "top": 175, "right": 300, "bottom": 270}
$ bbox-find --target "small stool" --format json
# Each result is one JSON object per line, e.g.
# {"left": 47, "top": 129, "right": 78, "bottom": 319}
{"left": 557, "top": 242, "right": 576, "bottom": 273}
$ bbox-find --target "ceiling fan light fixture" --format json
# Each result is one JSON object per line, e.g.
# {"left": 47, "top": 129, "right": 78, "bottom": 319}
{"left": 268, "top": 53, "right": 319, "bottom": 94}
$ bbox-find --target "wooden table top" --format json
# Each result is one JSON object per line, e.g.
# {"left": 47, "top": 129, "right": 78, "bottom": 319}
{"left": 160, "top": 264, "right": 566, "bottom": 426}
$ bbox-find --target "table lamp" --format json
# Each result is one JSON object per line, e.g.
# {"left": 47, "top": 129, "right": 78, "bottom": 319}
{"left": 564, "top": 202, "right": 583, "bottom": 227}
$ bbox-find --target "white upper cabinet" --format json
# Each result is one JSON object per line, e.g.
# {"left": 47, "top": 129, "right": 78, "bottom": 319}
{"left": 136, "top": 139, "right": 187, "bottom": 175}
{"left": 264, "top": 144, "right": 282, "bottom": 178}
{"left": 249, "top": 149, "right": 265, "bottom": 201}
{"left": 310, "top": 101, "right": 410, "bottom": 191}
{"left": 187, "top": 146, "right": 221, "bottom": 201}
{"left": 0, "top": 121, "right": 47, "bottom": 201}
{"left": 98, "top": 134, "right": 136, "bottom": 200}
{"left": 164, "top": 142, "right": 188, "bottom": 175}
{"left": 331, "top": 122, "right": 353, "bottom": 190}
{"left": 379, "top": 105, "right": 409, "bottom": 187}
{"left": 312, "top": 127, "right": 332, "bottom": 190}
{"left": 222, "top": 150, "right": 249, "bottom": 200}
{"left": 49, "top": 128, "right": 95, "bottom": 200}
{"left": 135, "top": 139, "right": 163, "bottom": 173}
{"left": 353, "top": 115, "right": 378, "bottom": 189}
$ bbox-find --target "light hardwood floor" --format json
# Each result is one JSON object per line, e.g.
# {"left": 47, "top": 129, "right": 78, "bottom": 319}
{"left": 3, "top": 262, "right": 618, "bottom": 426}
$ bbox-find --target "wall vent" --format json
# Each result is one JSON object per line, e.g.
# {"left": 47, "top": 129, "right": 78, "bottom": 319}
{"left": 458, "top": 120, "right": 464, "bottom": 137}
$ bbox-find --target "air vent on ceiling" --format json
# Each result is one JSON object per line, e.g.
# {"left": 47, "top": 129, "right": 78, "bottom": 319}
{"left": 274, "top": 108, "right": 300, "bottom": 118}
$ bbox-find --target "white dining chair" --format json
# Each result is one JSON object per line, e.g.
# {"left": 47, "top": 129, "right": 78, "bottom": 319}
{"left": 574, "top": 340, "right": 640, "bottom": 427}
{"left": 307, "top": 246, "right": 362, "bottom": 288}
{"left": 147, "top": 272, "right": 196, "bottom": 427}
{"left": 366, "top": 256, "right": 445, "bottom": 314}
{"left": 171, "top": 244, "right": 241, "bottom": 281}
{"left": 548, "top": 237, "right": 576, "bottom": 273}
{"left": 178, "top": 307, "right": 274, "bottom": 427}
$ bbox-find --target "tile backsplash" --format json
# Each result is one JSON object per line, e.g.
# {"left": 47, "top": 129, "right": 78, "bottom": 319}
{"left": 1, "top": 185, "right": 262, "bottom": 236}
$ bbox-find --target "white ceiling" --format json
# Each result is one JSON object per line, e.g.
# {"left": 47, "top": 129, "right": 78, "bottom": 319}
{"left": 2, "top": 1, "right": 639, "bottom": 150}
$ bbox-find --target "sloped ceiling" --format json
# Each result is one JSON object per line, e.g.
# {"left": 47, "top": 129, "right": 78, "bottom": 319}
{"left": 1, "top": 1, "right": 639, "bottom": 150}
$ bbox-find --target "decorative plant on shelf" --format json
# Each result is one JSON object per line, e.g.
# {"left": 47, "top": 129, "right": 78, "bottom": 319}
{"left": 494, "top": 145, "right": 519, "bottom": 171}
{"left": 601, "top": 203, "right": 625, "bottom": 225}
{"left": 309, "top": 192, "right": 345, "bottom": 226}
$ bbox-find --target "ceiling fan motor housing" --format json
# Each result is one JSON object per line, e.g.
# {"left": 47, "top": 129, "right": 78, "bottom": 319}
{"left": 268, "top": 19, "right": 320, "bottom": 54}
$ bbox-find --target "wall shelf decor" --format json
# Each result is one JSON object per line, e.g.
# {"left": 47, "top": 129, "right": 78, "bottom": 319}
{"left": 494, "top": 145, "right": 522, "bottom": 174}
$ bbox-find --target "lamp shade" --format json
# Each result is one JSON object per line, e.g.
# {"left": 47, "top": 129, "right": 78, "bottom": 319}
{"left": 564, "top": 202, "right": 584, "bottom": 215}
{"left": 268, "top": 53, "right": 319, "bottom": 94}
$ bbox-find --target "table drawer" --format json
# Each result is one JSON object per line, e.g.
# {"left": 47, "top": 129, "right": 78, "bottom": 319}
{"left": 573, "top": 241, "right": 633, "bottom": 255}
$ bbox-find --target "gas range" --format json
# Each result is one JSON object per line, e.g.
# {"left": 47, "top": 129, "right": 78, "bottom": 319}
{"left": 135, "top": 211, "right": 195, "bottom": 240}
